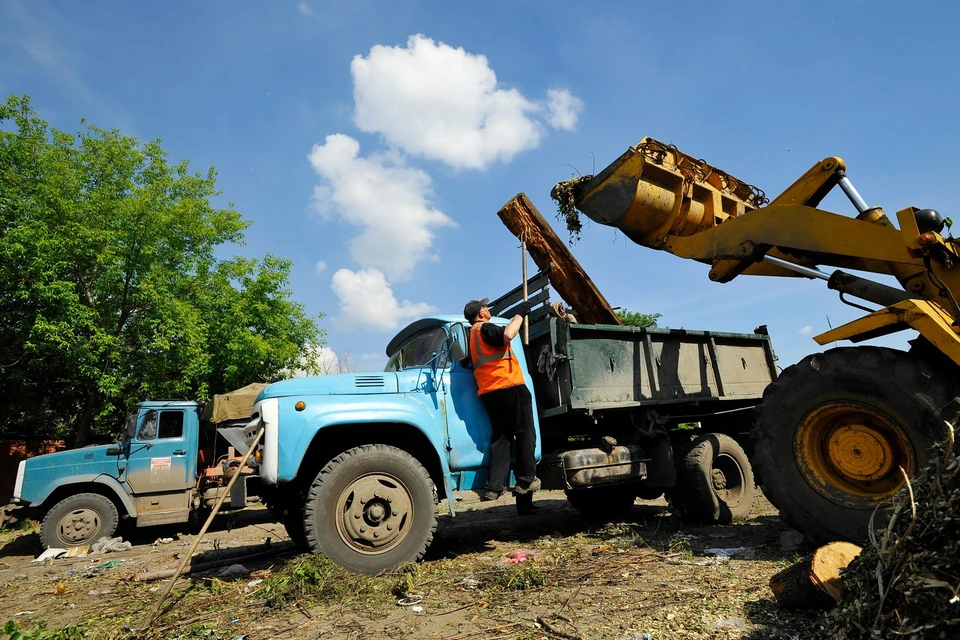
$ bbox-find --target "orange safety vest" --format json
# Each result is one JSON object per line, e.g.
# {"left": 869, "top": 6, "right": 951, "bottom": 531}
{"left": 469, "top": 322, "right": 525, "bottom": 395}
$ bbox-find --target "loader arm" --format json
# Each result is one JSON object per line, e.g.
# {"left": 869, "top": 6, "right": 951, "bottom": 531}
{"left": 567, "top": 138, "right": 960, "bottom": 361}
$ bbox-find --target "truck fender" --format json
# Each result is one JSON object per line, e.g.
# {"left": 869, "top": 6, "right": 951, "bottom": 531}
{"left": 32, "top": 474, "right": 137, "bottom": 519}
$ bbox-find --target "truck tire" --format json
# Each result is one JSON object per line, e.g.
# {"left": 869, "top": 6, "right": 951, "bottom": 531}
{"left": 565, "top": 486, "right": 637, "bottom": 517}
{"left": 41, "top": 492, "right": 119, "bottom": 549}
{"left": 282, "top": 507, "right": 308, "bottom": 547}
{"left": 303, "top": 445, "right": 438, "bottom": 575}
{"left": 673, "top": 433, "right": 755, "bottom": 524}
{"left": 753, "top": 347, "right": 957, "bottom": 545}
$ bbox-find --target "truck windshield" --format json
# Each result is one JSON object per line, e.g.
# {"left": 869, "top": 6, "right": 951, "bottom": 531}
{"left": 384, "top": 327, "right": 448, "bottom": 372}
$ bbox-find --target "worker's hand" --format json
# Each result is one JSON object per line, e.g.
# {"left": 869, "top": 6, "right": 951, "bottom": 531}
{"left": 514, "top": 301, "right": 532, "bottom": 317}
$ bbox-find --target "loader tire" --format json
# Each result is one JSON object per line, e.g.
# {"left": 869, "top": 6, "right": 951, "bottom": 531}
{"left": 753, "top": 347, "right": 957, "bottom": 545}
{"left": 303, "top": 445, "right": 438, "bottom": 575}
{"left": 565, "top": 486, "right": 637, "bottom": 518}
{"left": 673, "top": 433, "right": 755, "bottom": 524}
{"left": 41, "top": 492, "right": 119, "bottom": 549}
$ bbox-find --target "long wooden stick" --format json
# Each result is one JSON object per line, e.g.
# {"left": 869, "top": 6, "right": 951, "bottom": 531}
{"left": 521, "top": 236, "right": 529, "bottom": 345}
{"left": 142, "top": 427, "right": 265, "bottom": 629}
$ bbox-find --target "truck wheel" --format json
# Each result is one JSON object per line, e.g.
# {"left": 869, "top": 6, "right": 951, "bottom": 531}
{"left": 674, "top": 433, "right": 754, "bottom": 524}
{"left": 565, "top": 486, "right": 637, "bottom": 517}
{"left": 303, "top": 445, "right": 438, "bottom": 575}
{"left": 753, "top": 347, "right": 957, "bottom": 545}
{"left": 41, "top": 493, "right": 119, "bottom": 548}
{"left": 281, "top": 507, "right": 307, "bottom": 547}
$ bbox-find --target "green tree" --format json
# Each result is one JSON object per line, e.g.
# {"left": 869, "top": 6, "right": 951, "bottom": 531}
{"left": 616, "top": 309, "right": 662, "bottom": 328}
{"left": 0, "top": 94, "right": 323, "bottom": 445}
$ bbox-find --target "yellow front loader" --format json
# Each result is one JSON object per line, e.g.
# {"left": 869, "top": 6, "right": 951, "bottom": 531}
{"left": 559, "top": 138, "right": 960, "bottom": 544}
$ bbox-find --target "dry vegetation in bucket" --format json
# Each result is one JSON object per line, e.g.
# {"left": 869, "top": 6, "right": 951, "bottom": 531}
{"left": 550, "top": 175, "right": 592, "bottom": 244}
{"left": 827, "top": 426, "right": 960, "bottom": 639}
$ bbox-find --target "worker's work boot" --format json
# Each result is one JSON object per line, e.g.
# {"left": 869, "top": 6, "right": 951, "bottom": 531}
{"left": 476, "top": 488, "right": 503, "bottom": 502}
{"left": 512, "top": 477, "right": 541, "bottom": 495}
{"left": 516, "top": 492, "right": 539, "bottom": 515}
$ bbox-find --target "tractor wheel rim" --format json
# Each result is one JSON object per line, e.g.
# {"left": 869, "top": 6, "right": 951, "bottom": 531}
{"left": 712, "top": 453, "right": 746, "bottom": 508}
{"left": 335, "top": 473, "right": 413, "bottom": 555}
{"left": 58, "top": 507, "right": 101, "bottom": 545}
{"left": 796, "top": 402, "right": 913, "bottom": 504}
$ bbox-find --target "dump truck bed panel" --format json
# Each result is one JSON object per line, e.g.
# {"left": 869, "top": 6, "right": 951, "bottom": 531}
{"left": 528, "top": 319, "right": 776, "bottom": 415}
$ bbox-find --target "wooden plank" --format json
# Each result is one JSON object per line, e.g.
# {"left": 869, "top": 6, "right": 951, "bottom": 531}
{"left": 497, "top": 194, "right": 622, "bottom": 325}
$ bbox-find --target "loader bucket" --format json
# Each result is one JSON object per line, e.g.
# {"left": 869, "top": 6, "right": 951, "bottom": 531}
{"left": 572, "top": 138, "right": 767, "bottom": 249}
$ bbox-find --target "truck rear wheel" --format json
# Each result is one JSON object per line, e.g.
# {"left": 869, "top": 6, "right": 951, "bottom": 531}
{"left": 753, "top": 347, "right": 956, "bottom": 545}
{"left": 672, "top": 433, "right": 754, "bottom": 523}
{"left": 303, "top": 445, "right": 438, "bottom": 575}
{"left": 41, "top": 492, "right": 119, "bottom": 549}
{"left": 565, "top": 486, "right": 637, "bottom": 517}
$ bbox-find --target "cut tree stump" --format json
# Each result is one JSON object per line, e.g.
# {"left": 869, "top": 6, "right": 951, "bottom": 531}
{"left": 497, "top": 193, "right": 622, "bottom": 326}
{"left": 769, "top": 541, "right": 862, "bottom": 610}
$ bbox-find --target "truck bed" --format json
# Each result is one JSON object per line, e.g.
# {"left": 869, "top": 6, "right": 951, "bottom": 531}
{"left": 489, "top": 269, "right": 777, "bottom": 419}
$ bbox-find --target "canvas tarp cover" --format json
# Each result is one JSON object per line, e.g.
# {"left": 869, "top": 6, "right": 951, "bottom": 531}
{"left": 202, "top": 383, "right": 269, "bottom": 423}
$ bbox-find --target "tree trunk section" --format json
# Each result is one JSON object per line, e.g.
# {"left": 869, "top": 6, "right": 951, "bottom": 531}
{"left": 769, "top": 541, "right": 862, "bottom": 610}
{"left": 497, "top": 194, "right": 622, "bottom": 325}
{"left": 72, "top": 393, "right": 97, "bottom": 448}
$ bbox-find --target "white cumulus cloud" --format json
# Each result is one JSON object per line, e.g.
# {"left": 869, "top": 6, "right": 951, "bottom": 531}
{"left": 545, "top": 88, "right": 583, "bottom": 131}
{"left": 799, "top": 325, "right": 814, "bottom": 336}
{"left": 309, "top": 134, "right": 454, "bottom": 281}
{"left": 331, "top": 268, "right": 436, "bottom": 332}
{"left": 351, "top": 34, "right": 545, "bottom": 170}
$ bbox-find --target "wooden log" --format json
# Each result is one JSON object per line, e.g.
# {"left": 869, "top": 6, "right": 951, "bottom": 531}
{"left": 497, "top": 193, "right": 622, "bottom": 326}
{"left": 769, "top": 541, "right": 862, "bottom": 610}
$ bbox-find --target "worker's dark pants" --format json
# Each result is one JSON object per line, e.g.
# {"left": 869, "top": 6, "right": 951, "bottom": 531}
{"left": 479, "top": 384, "right": 537, "bottom": 493}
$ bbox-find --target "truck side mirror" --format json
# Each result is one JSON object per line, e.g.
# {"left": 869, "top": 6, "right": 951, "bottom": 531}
{"left": 447, "top": 323, "right": 469, "bottom": 363}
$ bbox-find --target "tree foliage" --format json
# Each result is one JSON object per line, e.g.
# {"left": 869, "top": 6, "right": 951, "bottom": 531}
{"left": 0, "top": 95, "right": 323, "bottom": 444}
{"left": 616, "top": 309, "right": 662, "bottom": 328}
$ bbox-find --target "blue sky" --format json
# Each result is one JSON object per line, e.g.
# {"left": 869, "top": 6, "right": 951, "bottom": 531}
{"left": 2, "top": 0, "right": 958, "bottom": 374}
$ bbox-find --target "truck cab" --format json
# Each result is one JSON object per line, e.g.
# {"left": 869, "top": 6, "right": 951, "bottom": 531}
{"left": 12, "top": 399, "right": 256, "bottom": 549}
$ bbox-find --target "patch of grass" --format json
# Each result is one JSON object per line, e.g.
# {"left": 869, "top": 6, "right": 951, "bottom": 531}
{"left": 0, "top": 518, "right": 38, "bottom": 536}
{"left": 490, "top": 565, "right": 547, "bottom": 591}
{"left": 259, "top": 554, "right": 391, "bottom": 609}
{"left": 667, "top": 535, "right": 693, "bottom": 559}
{"left": 2, "top": 620, "right": 85, "bottom": 640}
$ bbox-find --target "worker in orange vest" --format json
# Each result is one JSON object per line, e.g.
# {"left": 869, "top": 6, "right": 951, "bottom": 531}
{"left": 463, "top": 297, "right": 540, "bottom": 515}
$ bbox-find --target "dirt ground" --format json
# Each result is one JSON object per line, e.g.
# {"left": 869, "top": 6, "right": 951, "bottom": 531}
{"left": 0, "top": 492, "right": 827, "bottom": 639}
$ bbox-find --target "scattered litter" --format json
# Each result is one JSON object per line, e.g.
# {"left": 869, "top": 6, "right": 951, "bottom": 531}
{"left": 87, "top": 590, "right": 111, "bottom": 596}
{"left": 709, "top": 617, "right": 753, "bottom": 631}
{"left": 33, "top": 548, "right": 67, "bottom": 563}
{"left": 152, "top": 537, "right": 174, "bottom": 545}
{"left": 616, "top": 634, "right": 653, "bottom": 640}
{"left": 91, "top": 536, "right": 132, "bottom": 554}
{"left": 99, "top": 559, "right": 124, "bottom": 570}
{"left": 503, "top": 549, "right": 532, "bottom": 564}
{"left": 52, "top": 583, "right": 67, "bottom": 596}
{"left": 704, "top": 546, "right": 756, "bottom": 559}
{"left": 665, "top": 555, "right": 729, "bottom": 566}
{"left": 397, "top": 595, "right": 424, "bottom": 606}
{"left": 230, "top": 617, "right": 240, "bottom": 623}
{"left": 246, "top": 578, "right": 264, "bottom": 588}
{"left": 411, "top": 605, "right": 424, "bottom": 613}
{"left": 456, "top": 577, "right": 480, "bottom": 590}
{"left": 230, "top": 636, "right": 249, "bottom": 640}
{"left": 66, "top": 545, "right": 89, "bottom": 557}
{"left": 780, "top": 530, "right": 805, "bottom": 551}
{"left": 215, "top": 564, "right": 250, "bottom": 578}
{"left": 68, "top": 570, "right": 77, "bottom": 575}
{"left": 13, "top": 612, "right": 34, "bottom": 617}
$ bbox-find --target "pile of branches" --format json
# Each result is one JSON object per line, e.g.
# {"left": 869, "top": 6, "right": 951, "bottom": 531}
{"left": 828, "top": 428, "right": 960, "bottom": 638}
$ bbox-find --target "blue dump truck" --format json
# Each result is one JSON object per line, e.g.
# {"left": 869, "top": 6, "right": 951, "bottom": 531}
{"left": 243, "top": 270, "right": 779, "bottom": 574}
{"left": 9, "top": 386, "right": 266, "bottom": 549}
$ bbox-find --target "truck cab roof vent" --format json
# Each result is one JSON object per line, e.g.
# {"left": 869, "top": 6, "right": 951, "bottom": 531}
{"left": 355, "top": 375, "right": 386, "bottom": 388}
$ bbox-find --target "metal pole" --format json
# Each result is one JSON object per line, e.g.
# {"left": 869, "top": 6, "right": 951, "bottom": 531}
{"left": 837, "top": 172, "right": 870, "bottom": 214}
{"left": 142, "top": 426, "right": 265, "bottom": 629}
{"left": 763, "top": 255, "right": 830, "bottom": 280}
{"left": 521, "top": 234, "right": 529, "bottom": 345}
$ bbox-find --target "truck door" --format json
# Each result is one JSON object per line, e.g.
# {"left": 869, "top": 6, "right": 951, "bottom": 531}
{"left": 441, "top": 323, "right": 494, "bottom": 471}
{"left": 123, "top": 408, "right": 195, "bottom": 524}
